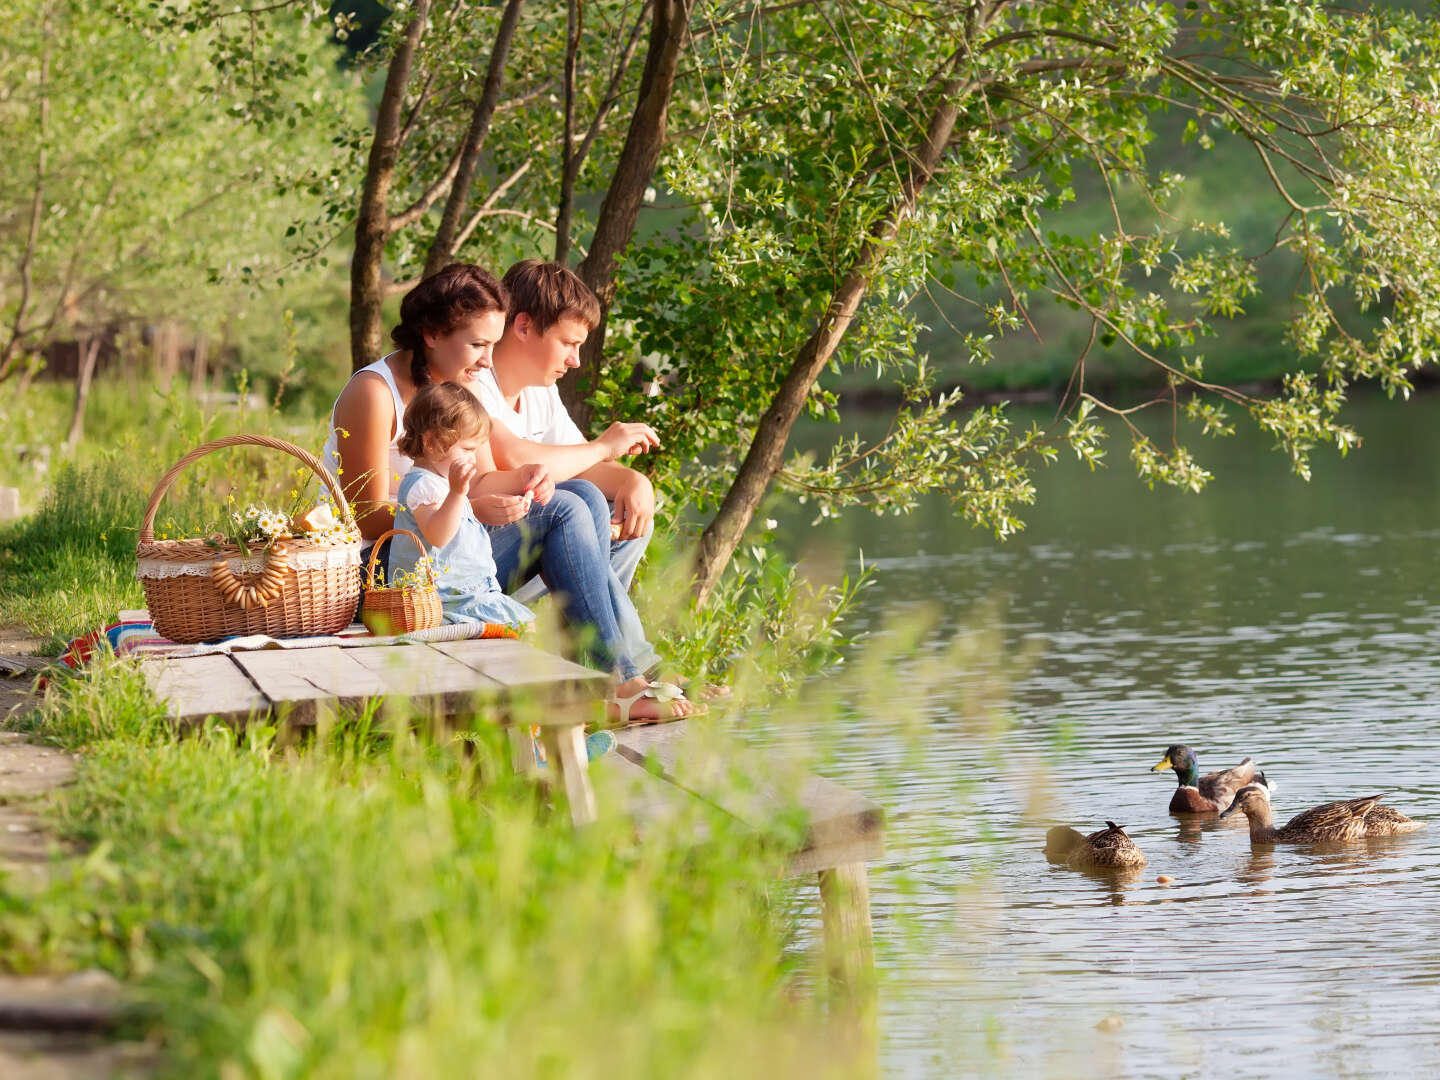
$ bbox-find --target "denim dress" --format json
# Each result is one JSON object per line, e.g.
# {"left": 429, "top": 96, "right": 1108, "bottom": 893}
{"left": 390, "top": 468, "right": 535, "bottom": 629}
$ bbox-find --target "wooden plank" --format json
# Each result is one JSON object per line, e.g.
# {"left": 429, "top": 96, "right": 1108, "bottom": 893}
{"left": 345, "top": 643, "right": 504, "bottom": 718}
{"left": 787, "top": 833, "right": 885, "bottom": 877}
{"left": 428, "top": 638, "right": 608, "bottom": 701}
{"left": 231, "top": 647, "right": 392, "bottom": 726}
{"left": 615, "top": 722, "right": 884, "bottom": 874}
{"left": 592, "top": 751, "right": 713, "bottom": 841}
{"left": 141, "top": 654, "right": 269, "bottom": 726}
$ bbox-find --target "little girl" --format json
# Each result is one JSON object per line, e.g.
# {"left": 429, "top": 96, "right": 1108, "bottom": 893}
{"left": 389, "top": 383, "right": 535, "bottom": 630}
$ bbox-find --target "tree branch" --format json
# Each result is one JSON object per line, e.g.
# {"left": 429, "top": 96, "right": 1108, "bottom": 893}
{"left": 350, "top": 0, "right": 432, "bottom": 370}
{"left": 573, "top": 1, "right": 653, "bottom": 185}
{"left": 388, "top": 143, "right": 464, "bottom": 234}
{"left": 422, "top": 0, "right": 527, "bottom": 277}
{"left": 555, "top": 0, "right": 584, "bottom": 264}
{"left": 571, "top": 0, "right": 699, "bottom": 427}
{"left": 0, "top": 11, "right": 51, "bottom": 383}
{"left": 396, "top": 66, "right": 438, "bottom": 149}
{"left": 453, "top": 159, "right": 537, "bottom": 251}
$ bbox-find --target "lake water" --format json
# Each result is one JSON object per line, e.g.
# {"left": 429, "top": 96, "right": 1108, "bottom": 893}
{"left": 772, "top": 391, "right": 1440, "bottom": 1077}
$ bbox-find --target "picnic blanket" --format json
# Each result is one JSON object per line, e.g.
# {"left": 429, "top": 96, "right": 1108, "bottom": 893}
{"left": 60, "top": 610, "right": 519, "bottom": 670}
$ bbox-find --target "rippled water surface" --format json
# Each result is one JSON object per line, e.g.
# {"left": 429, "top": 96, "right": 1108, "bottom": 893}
{"left": 774, "top": 393, "right": 1440, "bottom": 1077}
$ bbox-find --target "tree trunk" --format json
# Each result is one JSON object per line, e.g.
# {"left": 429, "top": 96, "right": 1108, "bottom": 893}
{"left": 0, "top": 17, "right": 50, "bottom": 384}
{"left": 155, "top": 321, "right": 181, "bottom": 389}
{"left": 554, "top": 0, "right": 582, "bottom": 266}
{"left": 190, "top": 334, "right": 209, "bottom": 395}
{"left": 691, "top": 77, "right": 971, "bottom": 606}
{"left": 567, "top": 0, "right": 695, "bottom": 428}
{"left": 15, "top": 356, "right": 38, "bottom": 396}
{"left": 63, "top": 336, "right": 100, "bottom": 451}
{"left": 350, "top": 0, "right": 432, "bottom": 372}
{"left": 421, "top": 0, "right": 526, "bottom": 278}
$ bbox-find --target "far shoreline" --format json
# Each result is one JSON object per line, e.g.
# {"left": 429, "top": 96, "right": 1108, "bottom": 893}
{"left": 835, "top": 366, "right": 1440, "bottom": 414}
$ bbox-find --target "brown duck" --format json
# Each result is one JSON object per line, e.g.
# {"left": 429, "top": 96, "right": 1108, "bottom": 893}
{"left": 1219, "top": 784, "right": 1426, "bottom": 843}
{"left": 1044, "top": 821, "right": 1147, "bottom": 870}
{"left": 1150, "top": 743, "right": 1263, "bottom": 813}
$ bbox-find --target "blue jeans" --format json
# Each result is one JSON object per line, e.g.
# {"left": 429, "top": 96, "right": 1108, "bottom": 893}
{"left": 487, "top": 480, "right": 659, "bottom": 680}
{"left": 512, "top": 481, "right": 653, "bottom": 599}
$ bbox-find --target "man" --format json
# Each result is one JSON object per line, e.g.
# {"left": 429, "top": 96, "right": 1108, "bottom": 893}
{"left": 475, "top": 259, "right": 660, "bottom": 600}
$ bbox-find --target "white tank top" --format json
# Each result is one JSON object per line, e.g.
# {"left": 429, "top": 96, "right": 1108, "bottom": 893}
{"left": 321, "top": 354, "right": 413, "bottom": 504}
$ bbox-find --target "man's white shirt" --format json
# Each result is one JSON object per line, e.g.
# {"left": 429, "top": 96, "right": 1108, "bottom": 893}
{"left": 474, "top": 367, "right": 586, "bottom": 446}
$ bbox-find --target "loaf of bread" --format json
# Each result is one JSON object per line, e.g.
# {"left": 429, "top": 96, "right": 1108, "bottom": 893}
{"left": 293, "top": 503, "right": 336, "bottom": 533}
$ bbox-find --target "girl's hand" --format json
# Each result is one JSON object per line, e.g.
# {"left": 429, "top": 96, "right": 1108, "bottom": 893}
{"left": 449, "top": 456, "right": 478, "bottom": 496}
{"left": 472, "top": 493, "right": 529, "bottom": 526}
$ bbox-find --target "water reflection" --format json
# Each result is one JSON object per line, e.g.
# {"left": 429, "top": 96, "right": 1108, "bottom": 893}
{"left": 1169, "top": 813, "right": 1249, "bottom": 845}
{"left": 774, "top": 393, "right": 1440, "bottom": 1077}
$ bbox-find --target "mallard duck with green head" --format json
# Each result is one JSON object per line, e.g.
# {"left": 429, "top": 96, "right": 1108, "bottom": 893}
{"left": 1219, "top": 783, "right": 1426, "bottom": 843}
{"left": 1044, "top": 821, "right": 1147, "bottom": 870}
{"left": 1151, "top": 743, "right": 1264, "bottom": 813}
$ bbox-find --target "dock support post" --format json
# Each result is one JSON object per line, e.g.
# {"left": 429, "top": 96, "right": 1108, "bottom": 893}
{"left": 818, "top": 861, "right": 877, "bottom": 1028}
{"left": 541, "top": 723, "right": 598, "bottom": 826}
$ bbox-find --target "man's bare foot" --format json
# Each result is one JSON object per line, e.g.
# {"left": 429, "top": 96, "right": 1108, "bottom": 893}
{"left": 607, "top": 677, "right": 708, "bottom": 725}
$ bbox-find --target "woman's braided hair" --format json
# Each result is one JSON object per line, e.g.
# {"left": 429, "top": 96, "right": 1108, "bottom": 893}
{"left": 391, "top": 264, "right": 509, "bottom": 387}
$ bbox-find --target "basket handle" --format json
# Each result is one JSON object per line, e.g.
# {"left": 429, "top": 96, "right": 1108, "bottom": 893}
{"left": 366, "top": 527, "right": 437, "bottom": 589}
{"left": 138, "top": 434, "right": 355, "bottom": 543}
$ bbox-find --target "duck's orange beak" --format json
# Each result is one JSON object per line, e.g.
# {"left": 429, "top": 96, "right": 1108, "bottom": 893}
{"left": 1150, "top": 755, "right": 1173, "bottom": 773}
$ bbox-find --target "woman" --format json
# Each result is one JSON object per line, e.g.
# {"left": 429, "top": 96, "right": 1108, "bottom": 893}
{"left": 322, "top": 263, "right": 702, "bottom": 722}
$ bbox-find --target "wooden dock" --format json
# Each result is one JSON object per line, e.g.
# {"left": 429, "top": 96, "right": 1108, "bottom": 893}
{"left": 140, "top": 638, "right": 610, "bottom": 824}
{"left": 139, "top": 639, "right": 885, "bottom": 1000}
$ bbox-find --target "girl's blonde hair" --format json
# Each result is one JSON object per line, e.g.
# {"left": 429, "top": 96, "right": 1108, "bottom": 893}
{"left": 397, "top": 383, "right": 490, "bottom": 461}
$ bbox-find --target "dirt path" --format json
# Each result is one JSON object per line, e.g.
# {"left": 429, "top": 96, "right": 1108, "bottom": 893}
{"left": 0, "top": 629, "right": 159, "bottom": 1078}
{"left": 0, "top": 627, "right": 46, "bottom": 730}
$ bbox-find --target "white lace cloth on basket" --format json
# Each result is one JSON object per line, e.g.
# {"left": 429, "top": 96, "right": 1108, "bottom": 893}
{"left": 136, "top": 547, "right": 360, "bottom": 579}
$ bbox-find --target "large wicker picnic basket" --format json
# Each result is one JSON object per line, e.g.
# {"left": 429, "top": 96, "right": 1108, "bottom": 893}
{"left": 135, "top": 434, "right": 362, "bottom": 644}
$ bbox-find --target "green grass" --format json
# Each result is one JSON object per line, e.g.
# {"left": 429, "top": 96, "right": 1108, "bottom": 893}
{"left": 5, "top": 661, "right": 859, "bottom": 1078}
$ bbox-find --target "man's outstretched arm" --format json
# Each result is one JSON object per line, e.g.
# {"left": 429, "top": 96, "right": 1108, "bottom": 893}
{"left": 487, "top": 419, "right": 660, "bottom": 483}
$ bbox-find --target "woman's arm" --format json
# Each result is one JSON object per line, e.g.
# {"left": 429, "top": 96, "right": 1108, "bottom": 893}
{"left": 331, "top": 374, "right": 400, "bottom": 541}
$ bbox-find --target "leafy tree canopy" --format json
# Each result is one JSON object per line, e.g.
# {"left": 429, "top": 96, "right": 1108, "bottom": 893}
{"left": 0, "top": 0, "right": 358, "bottom": 380}
{"left": 34, "top": 0, "right": 1440, "bottom": 597}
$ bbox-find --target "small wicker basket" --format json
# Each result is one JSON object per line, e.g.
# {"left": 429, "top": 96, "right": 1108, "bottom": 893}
{"left": 360, "top": 527, "right": 444, "bottom": 636}
{"left": 135, "top": 434, "right": 363, "bottom": 644}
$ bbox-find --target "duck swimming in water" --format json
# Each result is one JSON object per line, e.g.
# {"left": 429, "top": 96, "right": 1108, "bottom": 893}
{"left": 1044, "top": 821, "right": 1147, "bottom": 870}
{"left": 1151, "top": 743, "right": 1264, "bottom": 813}
{"left": 1219, "top": 783, "right": 1426, "bottom": 843}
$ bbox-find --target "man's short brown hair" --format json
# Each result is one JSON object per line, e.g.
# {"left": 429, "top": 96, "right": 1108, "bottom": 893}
{"left": 502, "top": 259, "right": 602, "bottom": 334}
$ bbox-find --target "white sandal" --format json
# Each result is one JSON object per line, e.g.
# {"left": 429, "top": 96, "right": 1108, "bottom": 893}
{"left": 607, "top": 680, "right": 706, "bottom": 726}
